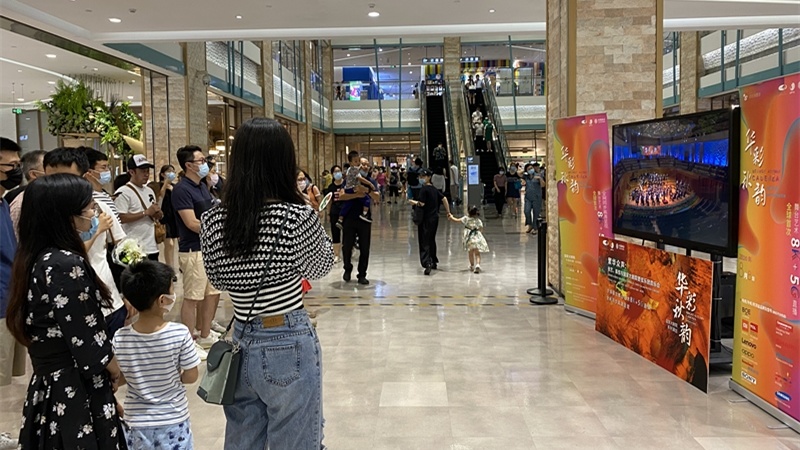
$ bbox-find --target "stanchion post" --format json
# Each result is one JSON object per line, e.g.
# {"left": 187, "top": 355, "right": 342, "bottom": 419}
{"left": 530, "top": 221, "right": 559, "bottom": 305}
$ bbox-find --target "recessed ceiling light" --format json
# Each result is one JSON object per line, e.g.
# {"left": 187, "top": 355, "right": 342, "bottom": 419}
{"left": 378, "top": 48, "right": 383, "bottom": 52}
{"left": 92, "top": 67, "right": 98, "bottom": 71}
{"left": 346, "top": 53, "right": 351, "bottom": 57}
{"left": 17, "top": 98, "right": 24, "bottom": 102}
{"left": 48, "top": 81, "right": 56, "bottom": 84}
{"left": 131, "top": 79, "right": 136, "bottom": 83}
{"left": 408, "top": 62, "right": 411, "bottom": 66}
{"left": 235, "top": 15, "right": 243, "bottom": 19}
{"left": 409, "top": 71, "right": 413, "bottom": 74}
{"left": 46, "top": 54, "right": 56, "bottom": 58}
{"left": 489, "top": 8, "right": 496, "bottom": 13}
{"left": 127, "top": 95, "right": 134, "bottom": 100}
{"left": 108, "top": 17, "right": 122, "bottom": 23}
{"left": 17, "top": 69, "right": 22, "bottom": 73}
{"left": 368, "top": 10, "right": 380, "bottom": 17}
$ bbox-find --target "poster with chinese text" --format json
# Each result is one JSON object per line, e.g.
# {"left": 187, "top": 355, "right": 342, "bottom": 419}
{"left": 553, "top": 113, "right": 613, "bottom": 315}
{"left": 733, "top": 74, "right": 800, "bottom": 423}
{"left": 596, "top": 238, "right": 713, "bottom": 392}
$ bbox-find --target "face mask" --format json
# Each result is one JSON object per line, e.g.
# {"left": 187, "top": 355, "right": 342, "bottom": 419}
{"left": 79, "top": 216, "right": 100, "bottom": 242}
{"left": 333, "top": 172, "right": 343, "bottom": 181}
{"left": 166, "top": 172, "right": 177, "bottom": 181}
{"left": 98, "top": 171, "right": 112, "bottom": 185}
{"left": 528, "top": 169, "right": 536, "bottom": 175}
{"left": 509, "top": 168, "right": 517, "bottom": 174}
{"left": 197, "top": 163, "right": 210, "bottom": 178}
{"left": 209, "top": 173, "right": 220, "bottom": 185}
{"left": 297, "top": 180, "right": 307, "bottom": 191}
{"left": 161, "top": 293, "right": 177, "bottom": 313}
{"left": 360, "top": 170, "right": 368, "bottom": 177}
{"left": 0, "top": 166, "right": 23, "bottom": 190}
{"left": 499, "top": 171, "right": 505, "bottom": 175}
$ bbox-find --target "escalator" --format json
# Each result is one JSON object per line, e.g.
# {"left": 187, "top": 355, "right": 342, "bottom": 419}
{"left": 463, "top": 86, "right": 500, "bottom": 204}
{"left": 419, "top": 81, "right": 451, "bottom": 180}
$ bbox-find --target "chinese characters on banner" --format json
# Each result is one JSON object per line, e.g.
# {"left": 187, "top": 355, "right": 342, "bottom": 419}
{"left": 596, "top": 238, "right": 713, "bottom": 392}
{"left": 553, "top": 113, "right": 613, "bottom": 315}
{"left": 733, "top": 74, "right": 800, "bottom": 423}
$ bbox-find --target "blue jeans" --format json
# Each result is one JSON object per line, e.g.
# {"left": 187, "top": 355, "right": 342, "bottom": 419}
{"left": 124, "top": 419, "right": 193, "bottom": 449}
{"left": 224, "top": 310, "right": 324, "bottom": 450}
{"left": 524, "top": 197, "right": 542, "bottom": 228}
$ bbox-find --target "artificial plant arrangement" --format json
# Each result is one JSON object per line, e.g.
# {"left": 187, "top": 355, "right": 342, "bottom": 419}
{"left": 37, "top": 80, "right": 142, "bottom": 160}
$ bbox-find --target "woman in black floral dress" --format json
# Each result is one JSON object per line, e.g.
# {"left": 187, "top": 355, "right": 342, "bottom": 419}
{"left": 6, "top": 174, "right": 126, "bottom": 450}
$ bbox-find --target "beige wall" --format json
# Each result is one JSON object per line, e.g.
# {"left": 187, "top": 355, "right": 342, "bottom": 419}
{"left": 546, "top": 0, "right": 663, "bottom": 293}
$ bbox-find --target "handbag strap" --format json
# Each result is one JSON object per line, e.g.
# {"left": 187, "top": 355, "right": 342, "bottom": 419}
{"left": 227, "top": 208, "right": 291, "bottom": 341}
{"left": 125, "top": 183, "right": 154, "bottom": 223}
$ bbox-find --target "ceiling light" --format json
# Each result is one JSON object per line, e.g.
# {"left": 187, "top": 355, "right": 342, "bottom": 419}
{"left": 409, "top": 71, "right": 413, "bottom": 74}
{"left": 127, "top": 96, "right": 134, "bottom": 100}
{"left": 408, "top": 62, "right": 411, "bottom": 66}
{"left": 46, "top": 54, "right": 56, "bottom": 58}
{"left": 235, "top": 15, "right": 243, "bottom": 19}
{"left": 17, "top": 98, "right": 24, "bottom": 102}
{"left": 48, "top": 81, "right": 56, "bottom": 84}
{"left": 368, "top": 11, "right": 380, "bottom": 17}
{"left": 92, "top": 67, "right": 98, "bottom": 71}
{"left": 17, "top": 69, "right": 22, "bottom": 73}
{"left": 489, "top": 9, "right": 496, "bottom": 13}
{"left": 379, "top": 48, "right": 383, "bottom": 52}
{"left": 346, "top": 53, "right": 351, "bottom": 57}
{"left": 108, "top": 17, "right": 122, "bottom": 23}
{"left": 131, "top": 79, "right": 136, "bottom": 83}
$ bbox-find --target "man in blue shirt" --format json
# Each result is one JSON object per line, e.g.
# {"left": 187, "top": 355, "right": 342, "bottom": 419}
{"left": 0, "top": 138, "right": 24, "bottom": 422}
{"left": 172, "top": 145, "right": 221, "bottom": 352}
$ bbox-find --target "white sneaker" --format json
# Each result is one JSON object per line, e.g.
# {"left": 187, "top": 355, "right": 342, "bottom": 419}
{"left": 195, "top": 329, "right": 221, "bottom": 339}
{"left": 473, "top": 265, "right": 481, "bottom": 274}
{"left": 210, "top": 321, "right": 227, "bottom": 334}
{"left": 0, "top": 432, "right": 18, "bottom": 450}
{"left": 194, "top": 344, "right": 208, "bottom": 361}
{"left": 333, "top": 256, "right": 341, "bottom": 264}
{"left": 196, "top": 334, "right": 218, "bottom": 349}
{"left": 469, "top": 265, "right": 474, "bottom": 272}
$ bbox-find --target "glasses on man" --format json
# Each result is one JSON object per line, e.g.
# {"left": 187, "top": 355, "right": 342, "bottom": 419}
{"left": 191, "top": 158, "right": 207, "bottom": 165}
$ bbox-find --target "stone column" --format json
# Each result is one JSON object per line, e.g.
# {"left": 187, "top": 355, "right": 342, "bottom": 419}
{"left": 323, "top": 41, "right": 336, "bottom": 171}
{"left": 184, "top": 42, "right": 209, "bottom": 149}
{"left": 296, "top": 41, "right": 314, "bottom": 171}
{"left": 141, "top": 71, "right": 188, "bottom": 170}
{"left": 261, "top": 40, "right": 275, "bottom": 119}
{"left": 546, "top": 0, "right": 663, "bottom": 293}
{"left": 679, "top": 32, "right": 712, "bottom": 114}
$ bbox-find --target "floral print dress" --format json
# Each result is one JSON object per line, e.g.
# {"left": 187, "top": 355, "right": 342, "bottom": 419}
{"left": 461, "top": 217, "right": 489, "bottom": 253}
{"left": 18, "top": 249, "right": 126, "bottom": 450}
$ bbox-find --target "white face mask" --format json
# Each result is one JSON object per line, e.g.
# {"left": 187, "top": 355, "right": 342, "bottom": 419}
{"left": 161, "top": 293, "right": 177, "bottom": 313}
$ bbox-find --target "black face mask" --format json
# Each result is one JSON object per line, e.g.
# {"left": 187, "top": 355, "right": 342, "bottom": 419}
{"left": 0, "top": 167, "right": 23, "bottom": 190}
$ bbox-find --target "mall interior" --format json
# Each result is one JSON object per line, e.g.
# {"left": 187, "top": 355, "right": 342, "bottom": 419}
{"left": 1, "top": 0, "right": 799, "bottom": 449}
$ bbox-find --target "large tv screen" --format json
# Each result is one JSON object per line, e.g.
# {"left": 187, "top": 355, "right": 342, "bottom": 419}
{"left": 611, "top": 109, "right": 739, "bottom": 256}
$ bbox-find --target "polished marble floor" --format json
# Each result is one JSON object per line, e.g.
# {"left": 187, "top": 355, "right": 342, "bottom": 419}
{"left": 1, "top": 203, "right": 798, "bottom": 449}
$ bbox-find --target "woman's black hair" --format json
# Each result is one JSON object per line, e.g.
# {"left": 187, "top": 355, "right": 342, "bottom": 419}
{"left": 468, "top": 205, "right": 480, "bottom": 217}
{"left": 222, "top": 117, "right": 305, "bottom": 257}
{"left": 159, "top": 164, "right": 175, "bottom": 182}
{"left": 6, "top": 174, "right": 112, "bottom": 345}
{"left": 330, "top": 165, "right": 342, "bottom": 173}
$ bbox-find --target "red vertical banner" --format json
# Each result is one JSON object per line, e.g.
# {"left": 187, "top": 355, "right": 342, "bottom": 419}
{"left": 733, "top": 74, "right": 800, "bottom": 424}
{"left": 553, "top": 113, "right": 613, "bottom": 315}
{"left": 596, "top": 238, "right": 713, "bottom": 392}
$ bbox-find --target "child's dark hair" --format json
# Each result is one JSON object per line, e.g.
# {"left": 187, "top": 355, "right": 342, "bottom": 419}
{"left": 120, "top": 260, "right": 176, "bottom": 312}
{"left": 468, "top": 206, "right": 480, "bottom": 217}
{"left": 348, "top": 150, "right": 360, "bottom": 163}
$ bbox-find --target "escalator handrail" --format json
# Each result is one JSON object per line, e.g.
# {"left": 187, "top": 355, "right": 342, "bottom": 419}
{"left": 482, "top": 79, "right": 511, "bottom": 171}
{"left": 419, "top": 80, "right": 429, "bottom": 167}
{"left": 442, "top": 82, "right": 460, "bottom": 173}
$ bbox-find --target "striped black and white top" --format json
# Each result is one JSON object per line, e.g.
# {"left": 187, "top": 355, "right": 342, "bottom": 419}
{"left": 200, "top": 203, "right": 333, "bottom": 321}
{"left": 93, "top": 190, "right": 119, "bottom": 219}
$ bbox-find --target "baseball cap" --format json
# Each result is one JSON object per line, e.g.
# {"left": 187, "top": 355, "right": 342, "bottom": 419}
{"left": 127, "top": 154, "right": 154, "bottom": 170}
{"left": 420, "top": 168, "right": 433, "bottom": 177}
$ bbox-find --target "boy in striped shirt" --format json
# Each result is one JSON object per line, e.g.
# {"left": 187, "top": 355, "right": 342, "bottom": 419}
{"left": 114, "top": 260, "right": 200, "bottom": 450}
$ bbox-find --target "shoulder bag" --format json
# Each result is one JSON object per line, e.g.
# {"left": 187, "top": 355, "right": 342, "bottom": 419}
{"left": 125, "top": 183, "right": 167, "bottom": 244}
{"left": 197, "top": 211, "right": 290, "bottom": 405}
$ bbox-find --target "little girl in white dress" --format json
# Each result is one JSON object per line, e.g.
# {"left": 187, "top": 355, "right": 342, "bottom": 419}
{"left": 448, "top": 206, "right": 490, "bottom": 273}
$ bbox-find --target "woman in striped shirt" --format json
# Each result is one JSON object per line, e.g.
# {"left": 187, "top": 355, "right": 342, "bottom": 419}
{"left": 200, "top": 117, "right": 333, "bottom": 450}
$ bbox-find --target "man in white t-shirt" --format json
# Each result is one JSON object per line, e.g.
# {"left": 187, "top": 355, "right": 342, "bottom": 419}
{"left": 84, "top": 148, "right": 134, "bottom": 337}
{"left": 115, "top": 155, "right": 163, "bottom": 260}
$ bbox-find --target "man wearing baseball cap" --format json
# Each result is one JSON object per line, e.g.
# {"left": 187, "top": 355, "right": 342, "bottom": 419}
{"left": 114, "top": 154, "right": 163, "bottom": 260}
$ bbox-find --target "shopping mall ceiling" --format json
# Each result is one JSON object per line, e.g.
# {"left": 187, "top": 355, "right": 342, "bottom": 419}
{"left": 0, "top": 28, "right": 141, "bottom": 105}
{"left": 3, "top": 0, "right": 798, "bottom": 42}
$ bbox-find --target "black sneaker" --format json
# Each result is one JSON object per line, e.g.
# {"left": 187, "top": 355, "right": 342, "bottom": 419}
{"left": 343, "top": 271, "right": 352, "bottom": 282}
{"left": 431, "top": 264, "right": 438, "bottom": 270}
{"left": 359, "top": 213, "right": 372, "bottom": 223}
{"left": 357, "top": 277, "right": 369, "bottom": 285}
{"left": 424, "top": 266, "right": 432, "bottom": 276}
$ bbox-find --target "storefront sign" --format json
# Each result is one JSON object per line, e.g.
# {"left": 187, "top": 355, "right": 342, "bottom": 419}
{"left": 553, "top": 113, "right": 613, "bottom": 315}
{"left": 597, "top": 238, "right": 713, "bottom": 392}
{"left": 733, "top": 73, "right": 800, "bottom": 423}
